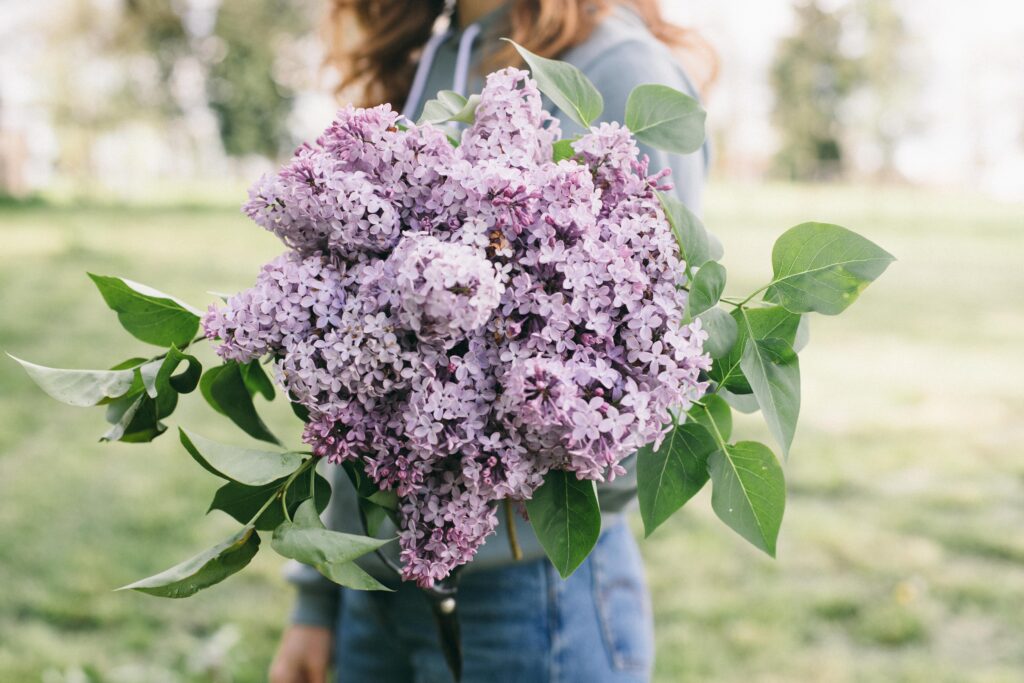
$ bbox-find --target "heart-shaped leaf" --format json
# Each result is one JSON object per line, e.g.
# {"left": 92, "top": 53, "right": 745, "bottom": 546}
{"left": 506, "top": 40, "right": 603, "bottom": 129}
{"left": 688, "top": 394, "right": 733, "bottom": 442}
{"left": 637, "top": 423, "right": 717, "bottom": 537}
{"left": 552, "top": 139, "right": 577, "bottom": 162}
{"left": 764, "top": 223, "right": 894, "bottom": 315}
{"left": 88, "top": 274, "right": 202, "bottom": 348}
{"left": 102, "top": 391, "right": 168, "bottom": 443}
{"left": 739, "top": 335, "right": 801, "bottom": 458}
{"left": 419, "top": 90, "right": 481, "bottom": 125}
{"left": 686, "top": 261, "right": 727, "bottom": 320}
{"left": 708, "top": 441, "right": 786, "bottom": 556}
{"left": 658, "top": 191, "right": 711, "bottom": 269}
{"left": 272, "top": 501, "right": 393, "bottom": 591}
{"left": 718, "top": 389, "right": 760, "bottom": 415}
{"left": 708, "top": 306, "right": 801, "bottom": 394}
{"left": 9, "top": 355, "right": 137, "bottom": 407}
{"left": 140, "top": 347, "right": 202, "bottom": 398}
{"left": 625, "top": 84, "right": 707, "bottom": 155}
{"left": 180, "top": 428, "right": 306, "bottom": 486}
{"left": 525, "top": 470, "right": 601, "bottom": 578}
{"left": 239, "top": 359, "right": 275, "bottom": 401}
{"left": 697, "top": 307, "right": 739, "bottom": 359}
{"left": 117, "top": 526, "right": 260, "bottom": 598}
{"left": 200, "top": 363, "right": 280, "bottom": 445}
{"left": 209, "top": 471, "right": 331, "bottom": 531}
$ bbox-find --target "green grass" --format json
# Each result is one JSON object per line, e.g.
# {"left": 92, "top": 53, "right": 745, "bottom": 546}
{"left": 1, "top": 183, "right": 1022, "bottom": 682}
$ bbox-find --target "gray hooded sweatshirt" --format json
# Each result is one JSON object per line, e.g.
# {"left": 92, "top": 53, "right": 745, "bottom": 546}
{"left": 288, "top": 3, "right": 710, "bottom": 628}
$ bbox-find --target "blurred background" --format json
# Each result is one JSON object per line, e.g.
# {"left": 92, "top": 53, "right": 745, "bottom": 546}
{"left": 1, "top": 0, "right": 1021, "bottom": 681}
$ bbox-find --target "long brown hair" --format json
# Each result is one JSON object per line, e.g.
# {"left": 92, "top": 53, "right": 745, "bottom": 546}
{"left": 325, "top": 0, "right": 718, "bottom": 109}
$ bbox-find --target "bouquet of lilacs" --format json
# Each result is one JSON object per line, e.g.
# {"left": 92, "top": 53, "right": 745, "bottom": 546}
{"left": 210, "top": 66, "right": 717, "bottom": 586}
{"left": 12, "top": 43, "right": 892, "bottom": 617}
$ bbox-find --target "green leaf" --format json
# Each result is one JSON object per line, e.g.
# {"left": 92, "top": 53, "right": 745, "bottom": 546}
{"left": 88, "top": 274, "right": 202, "bottom": 347}
{"left": 418, "top": 90, "right": 481, "bottom": 125}
{"left": 686, "top": 261, "right": 727, "bottom": 320}
{"left": 209, "top": 471, "right": 331, "bottom": 531}
{"left": 9, "top": 355, "right": 137, "bottom": 407}
{"left": 658, "top": 191, "right": 711, "bottom": 268}
{"left": 739, "top": 335, "right": 801, "bottom": 458}
{"left": 102, "top": 391, "right": 167, "bottom": 443}
{"left": 317, "top": 559, "right": 392, "bottom": 591}
{"left": 179, "top": 428, "right": 306, "bottom": 486}
{"left": 696, "top": 307, "right": 738, "bottom": 359}
{"left": 280, "top": 499, "right": 389, "bottom": 590}
{"left": 367, "top": 489, "right": 398, "bottom": 510}
{"left": 637, "top": 423, "right": 717, "bottom": 537}
{"left": 688, "top": 394, "right": 733, "bottom": 442}
{"left": 742, "top": 306, "right": 803, "bottom": 344}
{"left": 340, "top": 461, "right": 399, "bottom": 536}
{"left": 506, "top": 39, "right": 603, "bottom": 128}
{"left": 291, "top": 497, "right": 325, "bottom": 528}
{"left": 625, "top": 84, "right": 707, "bottom": 155}
{"left": 708, "top": 441, "right": 785, "bottom": 556}
{"left": 552, "top": 139, "right": 577, "bottom": 162}
{"left": 358, "top": 500, "right": 391, "bottom": 538}
{"left": 341, "top": 460, "right": 379, "bottom": 498}
{"left": 96, "top": 349, "right": 200, "bottom": 444}
{"left": 290, "top": 399, "right": 311, "bottom": 424}
{"left": 240, "top": 360, "right": 275, "bottom": 401}
{"left": 763, "top": 223, "right": 895, "bottom": 315}
{"left": 200, "top": 363, "right": 280, "bottom": 445}
{"left": 525, "top": 470, "right": 601, "bottom": 578}
{"left": 272, "top": 501, "right": 392, "bottom": 591}
{"left": 794, "top": 314, "right": 811, "bottom": 353}
{"left": 140, "top": 347, "right": 202, "bottom": 398}
{"left": 97, "top": 360, "right": 147, "bottom": 407}
{"left": 117, "top": 526, "right": 260, "bottom": 598}
{"left": 109, "top": 357, "right": 149, "bottom": 371}
{"left": 708, "top": 306, "right": 801, "bottom": 394}
{"left": 718, "top": 388, "right": 760, "bottom": 415}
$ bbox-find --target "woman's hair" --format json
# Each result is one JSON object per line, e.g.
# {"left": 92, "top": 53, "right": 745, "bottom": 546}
{"left": 325, "top": 0, "right": 719, "bottom": 109}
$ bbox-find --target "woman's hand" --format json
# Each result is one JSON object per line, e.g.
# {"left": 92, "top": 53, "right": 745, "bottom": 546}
{"left": 269, "top": 624, "right": 334, "bottom": 683}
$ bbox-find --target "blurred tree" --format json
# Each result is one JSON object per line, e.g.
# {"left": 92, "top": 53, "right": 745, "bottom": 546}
{"left": 770, "top": 0, "right": 862, "bottom": 181}
{"left": 42, "top": 0, "right": 315, "bottom": 172}
{"left": 851, "top": 0, "right": 916, "bottom": 179}
{"left": 206, "top": 0, "right": 314, "bottom": 158}
{"left": 115, "top": 0, "right": 192, "bottom": 117}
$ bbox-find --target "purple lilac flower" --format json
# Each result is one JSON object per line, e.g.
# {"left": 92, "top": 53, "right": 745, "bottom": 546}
{"left": 389, "top": 233, "right": 504, "bottom": 344}
{"left": 203, "top": 252, "right": 345, "bottom": 363}
{"left": 204, "top": 67, "right": 710, "bottom": 587}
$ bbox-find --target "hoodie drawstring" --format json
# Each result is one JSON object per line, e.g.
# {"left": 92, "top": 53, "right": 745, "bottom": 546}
{"left": 402, "top": 15, "right": 483, "bottom": 120}
{"left": 402, "top": 28, "right": 454, "bottom": 120}
{"left": 452, "top": 22, "right": 482, "bottom": 98}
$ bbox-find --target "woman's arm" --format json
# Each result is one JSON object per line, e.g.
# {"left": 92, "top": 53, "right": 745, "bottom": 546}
{"left": 272, "top": 466, "right": 349, "bottom": 682}
{"left": 284, "top": 466, "right": 347, "bottom": 629}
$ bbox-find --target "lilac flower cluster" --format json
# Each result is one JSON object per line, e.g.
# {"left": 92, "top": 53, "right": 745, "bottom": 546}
{"left": 205, "top": 68, "right": 710, "bottom": 586}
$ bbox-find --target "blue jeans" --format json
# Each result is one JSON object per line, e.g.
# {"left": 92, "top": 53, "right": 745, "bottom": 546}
{"left": 335, "top": 518, "right": 654, "bottom": 682}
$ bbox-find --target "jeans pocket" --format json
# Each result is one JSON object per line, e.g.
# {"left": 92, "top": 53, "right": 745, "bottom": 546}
{"left": 591, "top": 522, "right": 654, "bottom": 674}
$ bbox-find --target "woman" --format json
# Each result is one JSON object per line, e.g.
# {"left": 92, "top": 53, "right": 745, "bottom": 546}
{"left": 270, "top": 1, "right": 715, "bottom": 681}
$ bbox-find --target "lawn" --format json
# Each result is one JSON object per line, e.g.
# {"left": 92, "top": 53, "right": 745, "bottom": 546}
{"left": 1, "top": 183, "right": 1022, "bottom": 682}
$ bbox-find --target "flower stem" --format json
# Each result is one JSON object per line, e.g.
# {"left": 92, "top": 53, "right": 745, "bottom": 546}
{"left": 249, "top": 457, "right": 315, "bottom": 526}
{"left": 504, "top": 499, "right": 523, "bottom": 561}
{"left": 151, "top": 334, "right": 207, "bottom": 362}
{"left": 736, "top": 283, "right": 771, "bottom": 307}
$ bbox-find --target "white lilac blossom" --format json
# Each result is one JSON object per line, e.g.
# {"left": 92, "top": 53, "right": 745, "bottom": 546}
{"left": 206, "top": 67, "right": 710, "bottom": 587}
